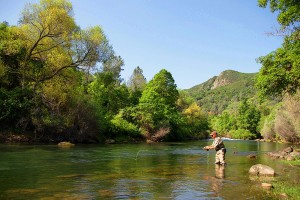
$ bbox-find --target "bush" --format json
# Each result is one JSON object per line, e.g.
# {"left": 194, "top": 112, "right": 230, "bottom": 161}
{"left": 260, "top": 112, "right": 277, "bottom": 140}
{"left": 210, "top": 111, "right": 237, "bottom": 135}
{"left": 0, "top": 87, "right": 33, "bottom": 130}
{"left": 258, "top": 92, "right": 300, "bottom": 143}
{"left": 274, "top": 93, "right": 300, "bottom": 143}
{"left": 111, "top": 113, "right": 140, "bottom": 138}
{"left": 229, "top": 129, "right": 256, "bottom": 140}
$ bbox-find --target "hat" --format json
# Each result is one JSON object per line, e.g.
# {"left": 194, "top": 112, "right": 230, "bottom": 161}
{"left": 210, "top": 131, "right": 217, "bottom": 136}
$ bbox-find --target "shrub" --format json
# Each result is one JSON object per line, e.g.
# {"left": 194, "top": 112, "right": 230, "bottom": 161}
{"left": 260, "top": 110, "right": 277, "bottom": 140}
{"left": 274, "top": 92, "right": 300, "bottom": 143}
{"left": 111, "top": 113, "right": 140, "bottom": 137}
{"left": 229, "top": 129, "right": 256, "bottom": 140}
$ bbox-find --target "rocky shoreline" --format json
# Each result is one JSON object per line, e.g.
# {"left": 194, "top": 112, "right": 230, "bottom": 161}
{"left": 267, "top": 146, "right": 300, "bottom": 161}
{"left": 1, "top": 133, "right": 300, "bottom": 146}
{"left": 0, "top": 133, "right": 32, "bottom": 143}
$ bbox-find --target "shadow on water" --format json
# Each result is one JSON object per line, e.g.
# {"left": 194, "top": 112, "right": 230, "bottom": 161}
{"left": 0, "top": 140, "right": 299, "bottom": 199}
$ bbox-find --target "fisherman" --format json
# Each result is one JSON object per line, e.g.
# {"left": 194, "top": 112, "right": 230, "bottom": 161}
{"left": 203, "top": 131, "right": 226, "bottom": 165}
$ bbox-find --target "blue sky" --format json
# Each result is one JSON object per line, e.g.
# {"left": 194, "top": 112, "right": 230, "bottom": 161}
{"left": 0, "top": 0, "right": 283, "bottom": 89}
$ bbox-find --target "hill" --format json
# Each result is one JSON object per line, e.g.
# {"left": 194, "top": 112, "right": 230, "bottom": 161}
{"left": 185, "top": 70, "right": 258, "bottom": 114}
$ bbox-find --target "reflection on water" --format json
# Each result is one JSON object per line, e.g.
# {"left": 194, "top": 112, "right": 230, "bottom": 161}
{"left": 215, "top": 164, "right": 225, "bottom": 179}
{"left": 0, "top": 141, "right": 299, "bottom": 199}
{"left": 211, "top": 164, "right": 225, "bottom": 198}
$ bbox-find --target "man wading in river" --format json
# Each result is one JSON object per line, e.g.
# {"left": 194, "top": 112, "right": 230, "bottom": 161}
{"left": 203, "top": 131, "right": 226, "bottom": 165}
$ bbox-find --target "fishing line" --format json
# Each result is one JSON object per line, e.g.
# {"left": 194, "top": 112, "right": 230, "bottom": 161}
{"left": 135, "top": 150, "right": 149, "bottom": 161}
{"left": 118, "top": 150, "right": 150, "bottom": 161}
{"left": 207, "top": 150, "right": 210, "bottom": 164}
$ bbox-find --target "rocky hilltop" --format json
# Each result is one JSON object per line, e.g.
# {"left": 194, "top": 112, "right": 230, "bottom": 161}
{"left": 186, "top": 70, "right": 257, "bottom": 114}
{"left": 211, "top": 70, "right": 244, "bottom": 89}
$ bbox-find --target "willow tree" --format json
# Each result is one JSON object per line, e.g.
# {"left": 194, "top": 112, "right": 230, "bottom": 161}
{"left": 0, "top": 0, "right": 114, "bottom": 141}
{"left": 16, "top": 0, "right": 112, "bottom": 89}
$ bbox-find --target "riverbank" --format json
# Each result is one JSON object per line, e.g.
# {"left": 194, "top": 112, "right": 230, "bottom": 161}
{"left": 261, "top": 147, "right": 300, "bottom": 199}
{"left": 0, "top": 132, "right": 32, "bottom": 143}
{"left": 256, "top": 138, "right": 300, "bottom": 145}
{"left": 268, "top": 158, "right": 300, "bottom": 199}
{"left": 0, "top": 132, "right": 145, "bottom": 144}
{"left": 1, "top": 131, "right": 300, "bottom": 145}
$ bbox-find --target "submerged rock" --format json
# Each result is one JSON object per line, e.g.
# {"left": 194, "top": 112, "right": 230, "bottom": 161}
{"left": 57, "top": 141, "right": 75, "bottom": 147}
{"left": 267, "top": 151, "right": 286, "bottom": 159}
{"left": 247, "top": 154, "right": 257, "bottom": 159}
{"left": 105, "top": 139, "right": 115, "bottom": 144}
{"left": 249, "top": 164, "right": 275, "bottom": 176}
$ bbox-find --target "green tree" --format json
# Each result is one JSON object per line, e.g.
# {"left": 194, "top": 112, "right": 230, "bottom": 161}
{"left": 176, "top": 90, "right": 194, "bottom": 112}
{"left": 258, "top": 0, "right": 300, "bottom": 29}
{"left": 0, "top": 0, "right": 115, "bottom": 142}
{"left": 237, "top": 100, "right": 261, "bottom": 135}
{"left": 1, "top": 0, "right": 111, "bottom": 92}
{"left": 89, "top": 49, "right": 127, "bottom": 114}
{"left": 182, "top": 102, "right": 209, "bottom": 138}
{"left": 135, "top": 69, "right": 179, "bottom": 141}
{"left": 88, "top": 54, "right": 129, "bottom": 139}
{"left": 128, "top": 66, "right": 147, "bottom": 92}
{"left": 88, "top": 71, "right": 129, "bottom": 117}
{"left": 256, "top": 0, "right": 300, "bottom": 97}
{"left": 102, "top": 55, "right": 124, "bottom": 84}
{"left": 176, "top": 90, "right": 209, "bottom": 139}
{"left": 127, "top": 66, "right": 147, "bottom": 105}
{"left": 0, "top": 87, "right": 33, "bottom": 129}
{"left": 140, "top": 69, "right": 178, "bottom": 107}
{"left": 211, "top": 111, "right": 237, "bottom": 135}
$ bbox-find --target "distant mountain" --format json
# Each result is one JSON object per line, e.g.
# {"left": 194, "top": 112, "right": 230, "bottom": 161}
{"left": 185, "top": 70, "right": 258, "bottom": 114}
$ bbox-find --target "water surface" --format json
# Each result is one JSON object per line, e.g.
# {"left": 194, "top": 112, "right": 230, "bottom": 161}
{"left": 0, "top": 140, "right": 299, "bottom": 199}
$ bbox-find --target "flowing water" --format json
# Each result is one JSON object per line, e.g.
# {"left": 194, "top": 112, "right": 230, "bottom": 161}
{"left": 0, "top": 140, "right": 299, "bottom": 199}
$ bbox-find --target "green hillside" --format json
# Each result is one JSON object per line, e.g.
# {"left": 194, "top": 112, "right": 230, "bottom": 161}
{"left": 186, "top": 70, "right": 258, "bottom": 114}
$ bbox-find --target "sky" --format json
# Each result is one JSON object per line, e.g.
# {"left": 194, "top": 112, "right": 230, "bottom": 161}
{"left": 0, "top": 0, "right": 284, "bottom": 89}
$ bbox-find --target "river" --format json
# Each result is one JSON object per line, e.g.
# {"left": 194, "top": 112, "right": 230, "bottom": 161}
{"left": 0, "top": 140, "right": 299, "bottom": 199}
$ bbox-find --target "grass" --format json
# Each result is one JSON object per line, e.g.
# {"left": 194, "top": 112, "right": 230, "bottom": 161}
{"left": 268, "top": 159, "right": 300, "bottom": 199}
{"left": 271, "top": 181, "right": 300, "bottom": 199}
{"left": 284, "top": 159, "right": 300, "bottom": 166}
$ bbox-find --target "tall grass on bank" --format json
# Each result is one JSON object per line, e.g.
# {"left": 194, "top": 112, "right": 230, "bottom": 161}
{"left": 270, "top": 159, "right": 300, "bottom": 199}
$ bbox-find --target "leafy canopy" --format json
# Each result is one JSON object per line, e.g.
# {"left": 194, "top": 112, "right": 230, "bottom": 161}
{"left": 12, "top": 0, "right": 111, "bottom": 89}
{"left": 136, "top": 69, "right": 179, "bottom": 138}
{"left": 256, "top": 0, "right": 300, "bottom": 98}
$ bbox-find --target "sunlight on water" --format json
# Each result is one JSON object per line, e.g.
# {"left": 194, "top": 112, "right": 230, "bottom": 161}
{"left": 0, "top": 141, "right": 299, "bottom": 199}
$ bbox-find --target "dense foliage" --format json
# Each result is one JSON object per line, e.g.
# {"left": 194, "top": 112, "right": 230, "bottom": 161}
{"left": 187, "top": 66, "right": 299, "bottom": 142}
{"left": 0, "top": 0, "right": 299, "bottom": 143}
{"left": 0, "top": 0, "right": 115, "bottom": 142}
{"left": 210, "top": 99, "right": 260, "bottom": 139}
{"left": 0, "top": 0, "right": 208, "bottom": 143}
{"left": 255, "top": 0, "right": 300, "bottom": 142}
{"left": 256, "top": 0, "right": 300, "bottom": 97}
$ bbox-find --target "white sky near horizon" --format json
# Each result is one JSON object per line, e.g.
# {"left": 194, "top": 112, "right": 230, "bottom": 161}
{"left": 0, "top": 0, "right": 283, "bottom": 89}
